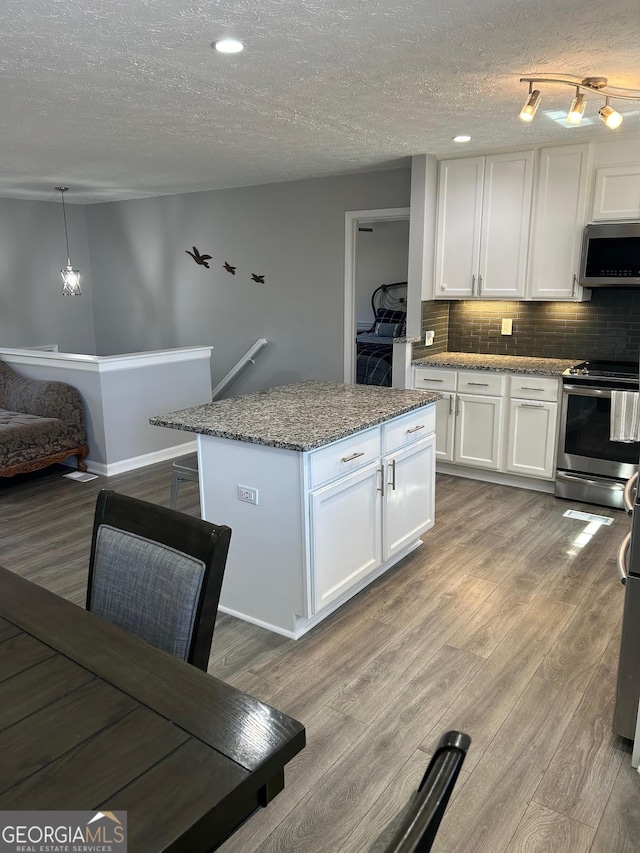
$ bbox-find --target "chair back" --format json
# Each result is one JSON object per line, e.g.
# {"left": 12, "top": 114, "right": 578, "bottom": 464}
{"left": 370, "top": 731, "right": 470, "bottom": 853}
{"left": 87, "top": 489, "right": 231, "bottom": 671}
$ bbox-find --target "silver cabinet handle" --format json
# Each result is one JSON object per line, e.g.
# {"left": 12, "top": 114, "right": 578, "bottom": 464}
{"left": 471, "top": 274, "right": 476, "bottom": 296}
{"left": 422, "top": 377, "right": 443, "bottom": 382}
{"left": 521, "top": 402, "right": 544, "bottom": 408}
{"left": 377, "top": 466, "right": 384, "bottom": 496}
{"left": 341, "top": 451, "right": 364, "bottom": 463}
{"left": 456, "top": 397, "right": 460, "bottom": 415}
{"left": 389, "top": 459, "right": 397, "bottom": 491}
{"left": 572, "top": 273, "right": 577, "bottom": 297}
{"left": 448, "top": 395, "right": 453, "bottom": 415}
{"left": 466, "top": 381, "right": 489, "bottom": 387}
{"left": 520, "top": 386, "right": 544, "bottom": 391}
{"left": 478, "top": 274, "right": 483, "bottom": 294}
{"left": 624, "top": 471, "right": 638, "bottom": 515}
{"left": 617, "top": 531, "right": 631, "bottom": 585}
{"left": 406, "top": 424, "right": 425, "bottom": 434}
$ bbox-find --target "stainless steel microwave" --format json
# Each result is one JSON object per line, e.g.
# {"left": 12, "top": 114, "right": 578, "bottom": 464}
{"left": 579, "top": 222, "right": 640, "bottom": 286}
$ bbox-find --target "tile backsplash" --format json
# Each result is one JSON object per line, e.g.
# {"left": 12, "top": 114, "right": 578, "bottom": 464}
{"left": 416, "top": 289, "right": 640, "bottom": 362}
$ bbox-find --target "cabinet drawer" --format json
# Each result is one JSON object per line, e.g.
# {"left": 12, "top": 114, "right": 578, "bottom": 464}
{"left": 508, "top": 375, "right": 559, "bottom": 402}
{"left": 383, "top": 406, "right": 436, "bottom": 455}
{"left": 309, "top": 427, "right": 381, "bottom": 489}
{"left": 413, "top": 367, "right": 457, "bottom": 392}
{"left": 457, "top": 371, "right": 504, "bottom": 396}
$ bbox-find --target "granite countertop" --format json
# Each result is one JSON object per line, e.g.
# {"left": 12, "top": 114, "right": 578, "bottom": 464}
{"left": 150, "top": 380, "right": 440, "bottom": 451}
{"left": 412, "top": 351, "right": 578, "bottom": 376}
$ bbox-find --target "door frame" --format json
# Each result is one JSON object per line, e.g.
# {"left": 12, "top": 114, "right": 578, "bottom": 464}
{"left": 343, "top": 207, "right": 410, "bottom": 384}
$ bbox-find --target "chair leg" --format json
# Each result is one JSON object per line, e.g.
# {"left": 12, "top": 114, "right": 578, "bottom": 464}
{"left": 170, "top": 472, "right": 180, "bottom": 510}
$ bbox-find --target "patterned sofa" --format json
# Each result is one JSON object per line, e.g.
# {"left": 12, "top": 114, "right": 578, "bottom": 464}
{"left": 0, "top": 359, "right": 88, "bottom": 477}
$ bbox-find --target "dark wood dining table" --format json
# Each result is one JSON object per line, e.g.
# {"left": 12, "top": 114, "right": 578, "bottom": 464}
{"left": 0, "top": 565, "right": 305, "bottom": 852}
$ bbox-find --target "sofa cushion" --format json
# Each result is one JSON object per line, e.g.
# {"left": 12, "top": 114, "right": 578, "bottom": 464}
{"left": 0, "top": 410, "right": 81, "bottom": 467}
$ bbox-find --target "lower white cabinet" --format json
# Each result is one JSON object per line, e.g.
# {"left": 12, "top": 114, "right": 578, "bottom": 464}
{"left": 310, "top": 433, "right": 436, "bottom": 612}
{"left": 454, "top": 393, "right": 503, "bottom": 469}
{"left": 310, "top": 461, "right": 382, "bottom": 612}
{"left": 413, "top": 366, "right": 560, "bottom": 483}
{"left": 505, "top": 398, "right": 558, "bottom": 479}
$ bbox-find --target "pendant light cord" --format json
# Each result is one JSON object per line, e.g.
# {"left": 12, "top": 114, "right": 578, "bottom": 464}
{"left": 60, "top": 190, "right": 71, "bottom": 265}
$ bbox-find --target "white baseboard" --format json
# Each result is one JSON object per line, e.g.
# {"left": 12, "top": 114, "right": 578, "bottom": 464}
{"left": 85, "top": 441, "right": 197, "bottom": 477}
{"left": 436, "top": 462, "right": 555, "bottom": 493}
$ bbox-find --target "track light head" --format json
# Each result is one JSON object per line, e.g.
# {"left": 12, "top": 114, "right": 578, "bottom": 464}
{"left": 519, "top": 89, "right": 541, "bottom": 122}
{"left": 567, "top": 91, "right": 586, "bottom": 125}
{"left": 599, "top": 98, "right": 623, "bottom": 129}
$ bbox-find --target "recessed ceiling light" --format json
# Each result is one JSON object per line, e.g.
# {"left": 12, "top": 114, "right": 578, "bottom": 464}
{"left": 453, "top": 135, "right": 471, "bottom": 143}
{"left": 213, "top": 38, "right": 244, "bottom": 54}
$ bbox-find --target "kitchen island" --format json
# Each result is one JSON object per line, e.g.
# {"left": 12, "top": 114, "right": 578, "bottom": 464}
{"left": 151, "top": 381, "right": 439, "bottom": 638}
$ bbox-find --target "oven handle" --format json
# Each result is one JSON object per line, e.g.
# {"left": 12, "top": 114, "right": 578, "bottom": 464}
{"left": 624, "top": 472, "right": 639, "bottom": 516}
{"left": 563, "top": 384, "right": 612, "bottom": 397}
{"left": 617, "top": 531, "right": 631, "bottom": 585}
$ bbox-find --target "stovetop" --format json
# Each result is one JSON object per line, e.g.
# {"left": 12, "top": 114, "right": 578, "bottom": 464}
{"left": 563, "top": 360, "right": 640, "bottom": 380}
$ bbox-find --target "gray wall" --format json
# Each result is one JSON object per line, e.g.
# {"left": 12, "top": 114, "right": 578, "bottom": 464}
{"left": 0, "top": 197, "right": 96, "bottom": 353}
{"left": 86, "top": 169, "right": 410, "bottom": 393}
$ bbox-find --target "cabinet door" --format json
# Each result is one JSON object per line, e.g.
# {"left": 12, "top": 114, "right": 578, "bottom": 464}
{"left": 528, "top": 144, "right": 591, "bottom": 301}
{"left": 434, "top": 157, "right": 484, "bottom": 299}
{"left": 310, "top": 461, "right": 382, "bottom": 613}
{"left": 506, "top": 399, "right": 558, "bottom": 479}
{"left": 435, "top": 393, "right": 455, "bottom": 461}
{"left": 383, "top": 436, "right": 435, "bottom": 562}
{"left": 454, "top": 393, "right": 503, "bottom": 469}
{"left": 478, "top": 151, "right": 535, "bottom": 299}
{"left": 592, "top": 165, "right": 640, "bottom": 221}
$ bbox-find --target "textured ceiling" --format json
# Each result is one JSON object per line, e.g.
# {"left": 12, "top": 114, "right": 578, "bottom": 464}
{"left": 0, "top": 0, "right": 638, "bottom": 203}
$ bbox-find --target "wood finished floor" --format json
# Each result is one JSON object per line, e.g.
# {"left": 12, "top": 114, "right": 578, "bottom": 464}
{"left": 1, "top": 462, "right": 639, "bottom": 851}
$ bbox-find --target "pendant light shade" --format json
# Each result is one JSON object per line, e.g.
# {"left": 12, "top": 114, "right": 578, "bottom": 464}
{"left": 519, "top": 88, "right": 541, "bottom": 122}
{"left": 567, "top": 91, "right": 586, "bottom": 124}
{"left": 55, "top": 187, "right": 81, "bottom": 296}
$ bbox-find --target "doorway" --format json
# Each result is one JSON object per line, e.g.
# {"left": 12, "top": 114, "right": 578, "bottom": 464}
{"left": 343, "top": 208, "right": 410, "bottom": 384}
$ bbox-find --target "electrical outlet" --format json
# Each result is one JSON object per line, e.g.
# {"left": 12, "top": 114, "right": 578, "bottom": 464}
{"left": 237, "top": 485, "right": 259, "bottom": 505}
{"left": 501, "top": 318, "right": 513, "bottom": 336}
{"left": 425, "top": 330, "right": 435, "bottom": 346}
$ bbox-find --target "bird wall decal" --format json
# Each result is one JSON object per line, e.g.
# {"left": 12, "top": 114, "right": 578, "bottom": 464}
{"left": 223, "top": 262, "right": 236, "bottom": 275}
{"left": 251, "top": 273, "right": 265, "bottom": 283}
{"left": 185, "top": 246, "right": 212, "bottom": 268}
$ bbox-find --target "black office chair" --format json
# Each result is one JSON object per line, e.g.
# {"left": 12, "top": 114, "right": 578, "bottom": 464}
{"left": 86, "top": 489, "right": 231, "bottom": 671}
{"left": 369, "top": 731, "right": 471, "bottom": 853}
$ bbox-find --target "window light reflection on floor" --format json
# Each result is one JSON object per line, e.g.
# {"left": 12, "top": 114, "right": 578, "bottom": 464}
{"left": 566, "top": 519, "right": 606, "bottom": 556}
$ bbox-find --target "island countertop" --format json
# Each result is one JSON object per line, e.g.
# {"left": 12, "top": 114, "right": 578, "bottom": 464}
{"left": 412, "top": 351, "right": 578, "bottom": 376}
{"left": 150, "top": 380, "right": 440, "bottom": 452}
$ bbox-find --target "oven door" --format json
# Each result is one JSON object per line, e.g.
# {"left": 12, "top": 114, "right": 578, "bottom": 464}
{"left": 557, "top": 383, "right": 640, "bottom": 481}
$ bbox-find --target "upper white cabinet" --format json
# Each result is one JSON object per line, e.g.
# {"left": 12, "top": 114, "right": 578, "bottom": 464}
{"left": 528, "top": 144, "right": 591, "bottom": 301}
{"left": 592, "top": 164, "right": 640, "bottom": 221}
{"left": 434, "top": 151, "right": 535, "bottom": 300}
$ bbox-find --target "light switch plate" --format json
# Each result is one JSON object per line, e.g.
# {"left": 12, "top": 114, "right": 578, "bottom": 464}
{"left": 501, "top": 318, "right": 513, "bottom": 335}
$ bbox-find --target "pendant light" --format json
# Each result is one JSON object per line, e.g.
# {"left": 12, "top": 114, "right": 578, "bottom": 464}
{"left": 566, "top": 90, "right": 587, "bottom": 125}
{"left": 519, "top": 85, "right": 541, "bottom": 122}
{"left": 55, "top": 186, "right": 81, "bottom": 296}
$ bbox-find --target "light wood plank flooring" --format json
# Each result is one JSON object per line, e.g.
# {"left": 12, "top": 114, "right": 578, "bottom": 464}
{"left": 1, "top": 462, "right": 639, "bottom": 851}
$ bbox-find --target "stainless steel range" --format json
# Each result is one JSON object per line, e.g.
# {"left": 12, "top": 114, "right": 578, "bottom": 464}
{"left": 555, "top": 360, "right": 640, "bottom": 509}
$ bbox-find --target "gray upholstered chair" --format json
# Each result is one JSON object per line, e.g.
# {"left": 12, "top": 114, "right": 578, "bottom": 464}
{"left": 86, "top": 489, "right": 231, "bottom": 671}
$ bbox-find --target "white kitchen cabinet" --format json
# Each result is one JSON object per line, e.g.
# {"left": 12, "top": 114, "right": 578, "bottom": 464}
{"left": 528, "top": 144, "right": 592, "bottom": 301}
{"left": 454, "top": 393, "right": 503, "bottom": 469}
{"left": 310, "top": 461, "right": 382, "bottom": 612}
{"left": 434, "top": 151, "right": 535, "bottom": 300}
{"left": 505, "top": 374, "right": 559, "bottom": 480}
{"left": 505, "top": 399, "right": 558, "bottom": 479}
{"left": 311, "top": 411, "right": 436, "bottom": 613}
{"left": 382, "top": 436, "right": 435, "bottom": 561}
{"left": 434, "top": 393, "right": 455, "bottom": 461}
{"left": 592, "top": 164, "right": 640, "bottom": 221}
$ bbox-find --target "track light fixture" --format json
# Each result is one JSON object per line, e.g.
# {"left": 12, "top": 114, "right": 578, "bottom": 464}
{"left": 55, "top": 187, "right": 81, "bottom": 296}
{"left": 519, "top": 75, "right": 640, "bottom": 130}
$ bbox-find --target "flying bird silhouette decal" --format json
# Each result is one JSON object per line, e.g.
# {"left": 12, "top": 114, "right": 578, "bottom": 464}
{"left": 251, "top": 273, "right": 265, "bottom": 283}
{"left": 223, "top": 262, "right": 236, "bottom": 275}
{"left": 185, "top": 246, "right": 212, "bottom": 268}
